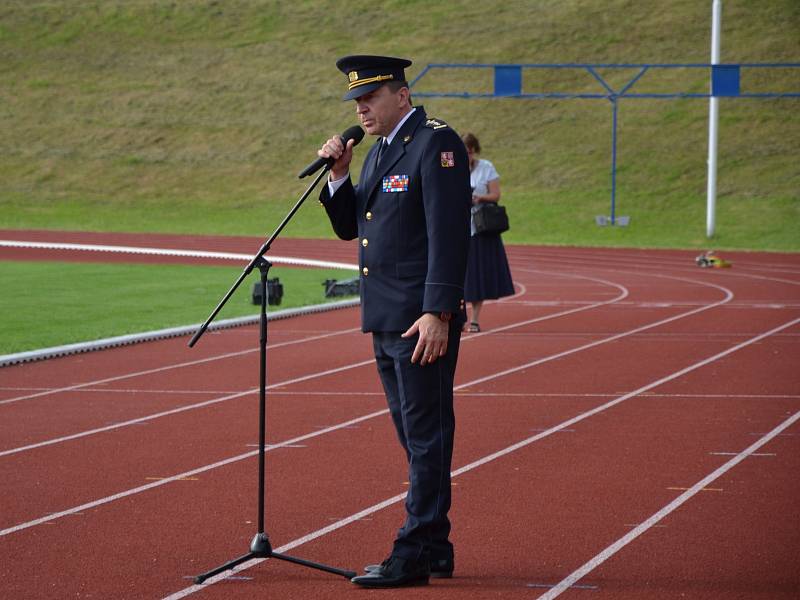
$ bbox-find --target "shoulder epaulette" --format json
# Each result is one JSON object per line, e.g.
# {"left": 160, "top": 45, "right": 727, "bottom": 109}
{"left": 424, "top": 118, "right": 449, "bottom": 130}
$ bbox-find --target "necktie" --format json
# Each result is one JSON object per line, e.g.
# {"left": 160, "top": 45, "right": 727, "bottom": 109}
{"left": 375, "top": 138, "right": 386, "bottom": 167}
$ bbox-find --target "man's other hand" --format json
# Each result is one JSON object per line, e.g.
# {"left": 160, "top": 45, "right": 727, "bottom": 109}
{"left": 403, "top": 313, "right": 449, "bottom": 366}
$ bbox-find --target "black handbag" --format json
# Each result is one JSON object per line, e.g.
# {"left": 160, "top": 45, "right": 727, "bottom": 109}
{"left": 473, "top": 202, "right": 509, "bottom": 235}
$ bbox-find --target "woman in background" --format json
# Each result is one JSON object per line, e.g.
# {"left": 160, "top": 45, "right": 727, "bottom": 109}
{"left": 462, "top": 133, "right": 515, "bottom": 332}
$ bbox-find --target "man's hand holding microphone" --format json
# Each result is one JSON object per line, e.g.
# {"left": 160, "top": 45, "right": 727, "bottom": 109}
{"left": 298, "top": 125, "right": 364, "bottom": 180}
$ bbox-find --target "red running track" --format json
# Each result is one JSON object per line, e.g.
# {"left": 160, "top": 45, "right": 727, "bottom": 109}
{"left": 1, "top": 231, "right": 799, "bottom": 599}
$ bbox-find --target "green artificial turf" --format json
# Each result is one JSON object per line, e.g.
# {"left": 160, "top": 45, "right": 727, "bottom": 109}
{"left": 0, "top": 261, "right": 357, "bottom": 354}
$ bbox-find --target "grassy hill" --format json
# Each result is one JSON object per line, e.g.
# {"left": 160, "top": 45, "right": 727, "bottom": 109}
{"left": 1, "top": 0, "right": 798, "bottom": 250}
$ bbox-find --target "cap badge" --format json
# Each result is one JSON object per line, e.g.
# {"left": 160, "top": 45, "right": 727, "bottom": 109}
{"left": 349, "top": 71, "right": 359, "bottom": 82}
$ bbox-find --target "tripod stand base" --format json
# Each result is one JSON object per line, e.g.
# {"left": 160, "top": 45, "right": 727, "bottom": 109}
{"left": 193, "top": 533, "right": 357, "bottom": 584}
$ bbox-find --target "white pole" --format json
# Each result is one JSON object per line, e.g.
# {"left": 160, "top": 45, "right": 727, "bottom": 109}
{"left": 706, "top": 0, "right": 722, "bottom": 238}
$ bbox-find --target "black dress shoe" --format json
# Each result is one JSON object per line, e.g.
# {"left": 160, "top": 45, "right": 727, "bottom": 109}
{"left": 364, "top": 556, "right": 453, "bottom": 579}
{"left": 352, "top": 556, "right": 430, "bottom": 588}
{"left": 429, "top": 557, "right": 454, "bottom": 579}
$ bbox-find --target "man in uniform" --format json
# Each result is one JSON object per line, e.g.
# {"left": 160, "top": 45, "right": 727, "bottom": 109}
{"left": 316, "top": 55, "right": 471, "bottom": 587}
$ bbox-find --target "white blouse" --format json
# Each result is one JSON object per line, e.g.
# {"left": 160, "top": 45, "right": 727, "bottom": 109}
{"left": 470, "top": 158, "right": 499, "bottom": 197}
{"left": 469, "top": 158, "right": 500, "bottom": 235}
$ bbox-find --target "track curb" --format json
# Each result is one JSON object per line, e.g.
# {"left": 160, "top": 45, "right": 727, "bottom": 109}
{"left": 0, "top": 298, "right": 359, "bottom": 367}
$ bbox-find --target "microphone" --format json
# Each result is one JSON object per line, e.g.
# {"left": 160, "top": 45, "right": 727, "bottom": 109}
{"left": 298, "top": 125, "right": 365, "bottom": 179}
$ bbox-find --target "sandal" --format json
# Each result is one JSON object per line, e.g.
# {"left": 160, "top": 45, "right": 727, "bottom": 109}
{"left": 463, "top": 321, "right": 480, "bottom": 333}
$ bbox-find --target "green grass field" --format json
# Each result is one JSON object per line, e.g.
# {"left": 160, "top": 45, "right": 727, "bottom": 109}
{"left": 1, "top": 0, "right": 798, "bottom": 250}
{"left": 0, "top": 261, "right": 356, "bottom": 355}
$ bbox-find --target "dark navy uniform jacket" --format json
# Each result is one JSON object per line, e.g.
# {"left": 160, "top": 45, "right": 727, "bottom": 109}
{"left": 320, "top": 107, "right": 471, "bottom": 332}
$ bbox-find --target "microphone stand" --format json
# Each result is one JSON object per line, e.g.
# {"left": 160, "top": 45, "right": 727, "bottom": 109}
{"left": 189, "top": 164, "right": 356, "bottom": 584}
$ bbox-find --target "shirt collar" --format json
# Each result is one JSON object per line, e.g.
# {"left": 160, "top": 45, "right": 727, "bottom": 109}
{"left": 384, "top": 107, "right": 416, "bottom": 146}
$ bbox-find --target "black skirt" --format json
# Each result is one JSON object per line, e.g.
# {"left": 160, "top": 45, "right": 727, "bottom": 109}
{"left": 464, "top": 233, "right": 515, "bottom": 302}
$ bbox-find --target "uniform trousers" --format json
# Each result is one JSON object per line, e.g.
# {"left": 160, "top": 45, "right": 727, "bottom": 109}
{"left": 371, "top": 323, "right": 461, "bottom": 562}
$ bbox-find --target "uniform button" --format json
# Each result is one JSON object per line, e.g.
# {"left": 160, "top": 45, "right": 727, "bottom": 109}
{"left": 366, "top": 211, "right": 373, "bottom": 221}
{"left": 362, "top": 267, "right": 369, "bottom": 276}
{"left": 361, "top": 238, "right": 369, "bottom": 247}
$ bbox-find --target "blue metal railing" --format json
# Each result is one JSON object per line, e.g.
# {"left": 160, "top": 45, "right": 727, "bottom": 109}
{"left": 409, "top": 63, "right": 800, "bottom": 224}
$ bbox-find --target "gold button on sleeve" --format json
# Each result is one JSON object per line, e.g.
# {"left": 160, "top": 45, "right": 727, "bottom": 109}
{"left": 362, "top": 267, "right": 369, "bottom": 276}
{"left": 361, "top": 238, "right": 369, "bottom": 247}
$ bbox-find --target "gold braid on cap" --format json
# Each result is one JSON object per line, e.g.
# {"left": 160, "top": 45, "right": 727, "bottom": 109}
{"left": 348, "top": 74, "right": 394, "bottom": 90}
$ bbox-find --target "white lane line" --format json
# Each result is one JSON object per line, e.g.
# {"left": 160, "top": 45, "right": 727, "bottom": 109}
{"left": 509, "top": 247, "right": 786, "bottom": 275}
{"left": 0, "top": 272, "right": 729, "bottom": 527}
{"left": 528, "top": 582, "right": 599, "bottom": 591}
{"left": 468, "top": 331, "right": 797, "bottom": 339}
{"left": 513, "top": 251, "right": 800, "bottom": 288}
{"left": 163, "top": 316, "right": 800, "bottom": 600}
{"left": 0, "top": 240, "right": 359, "bottom": 271}
{"left": 0, "top": 327, "right": 361, "bottom": 406}
{"left": 0, "top": 359, "right": 374, "bottom": 458}
{"left": 709, "top": 452, "right": 776, "bottom": 457}
{"left": 0, "top": 271, "right": 627, "bottom": 455}
{"left": 535, "top": 407, "right": 800, "bottom": 600}
{"left": 0, "top": 270, "right": 729, "bottom": 458}
{"left": 497, "top": 280, "right": 528, "bottom": 302}
{"left": 0, "top": 387, "right": 247, "bottom": 396}
{"left": 10, "top": 392, "right": 780, "bottom": 400}
{"left": 0, "top": 277, "right": 741, "bottom": 540}
{"left": 233, "top": 391, "right": 800, "bottom": 400}
{"left": 503, "top": 301, "right": 799, "bottom": 310}
{"left": 0, "top": 408, "right": 388, "bottom": 538}
{"left": 0, "top": 279, "right": 706, "bottom": 528}
{"left": 458, "top": 282, "right": 731, "bottom": 391}
{"left": 0, "top": 387, "right": 247, "bottom": 395}
{"left": 457, "top": 392, "right": 800, "bottom": 400}
{"left": 473, "top": 272, "right": 627, "bottom": 338}
{"left": 0, "top": 269, "right": 593, "bottom": 409}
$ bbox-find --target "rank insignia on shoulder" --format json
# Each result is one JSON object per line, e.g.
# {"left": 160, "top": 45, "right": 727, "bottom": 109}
{"left": 425, "top": 118, "right": 448, "bottom": 130}
{"left": 440, "top": 152, "right": 455, "bottom": 167}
